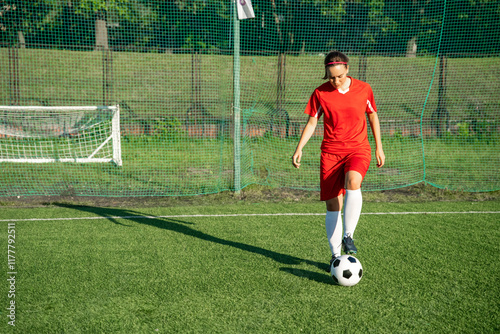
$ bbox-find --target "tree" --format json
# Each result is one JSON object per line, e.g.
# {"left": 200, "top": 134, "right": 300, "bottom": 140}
{"left": 0, "top": 0, "right": 54, "bottom": 46}
{"left": 441, "top": 0, "right": 500, "bottom": 54}
{"left": 2, "top": 0, "right": 499, "bottom": 54}
{"left": 383, "top": 0, "right": 432, "bottom": 56}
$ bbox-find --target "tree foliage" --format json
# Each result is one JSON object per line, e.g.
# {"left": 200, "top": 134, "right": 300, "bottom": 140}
{"left": 1, "top": 0, "right": 498, "bottom": 54}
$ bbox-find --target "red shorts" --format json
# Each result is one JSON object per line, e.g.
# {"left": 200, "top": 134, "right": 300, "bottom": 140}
{"left": 320, "top": 151, "right": 371, "bottom": 201}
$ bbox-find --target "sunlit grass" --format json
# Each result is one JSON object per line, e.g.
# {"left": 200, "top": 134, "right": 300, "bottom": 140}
{"left": 0, "top": 201, "right": 498, "bottom": 333}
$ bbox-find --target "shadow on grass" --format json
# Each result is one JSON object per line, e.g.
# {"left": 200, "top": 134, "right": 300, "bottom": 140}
{"left": 280, "top": 267, "right": 334, "bottom": 285}
{"left": 55, "top": 204, "right": 331, "bottom": 275}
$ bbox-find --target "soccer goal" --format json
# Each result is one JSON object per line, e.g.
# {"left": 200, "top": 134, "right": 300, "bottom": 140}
{"left": 0, "top": 105, "right": 122, "bottom": 166}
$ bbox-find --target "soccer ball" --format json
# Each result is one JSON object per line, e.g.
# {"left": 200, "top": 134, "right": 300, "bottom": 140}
{"left": 330, "top": 255, "right": 363, "bottom": 286}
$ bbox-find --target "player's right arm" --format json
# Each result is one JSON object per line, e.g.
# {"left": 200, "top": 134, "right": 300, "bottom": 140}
{"left": 292, "top": 115, "right": 318, "bottom": 168}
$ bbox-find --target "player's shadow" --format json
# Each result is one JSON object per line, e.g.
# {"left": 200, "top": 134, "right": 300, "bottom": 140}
{"left": 55, "top": 204, "right": 329, "bottom": 272}
{"left": 280, "top": 268, "right": 334, "bottom": 285}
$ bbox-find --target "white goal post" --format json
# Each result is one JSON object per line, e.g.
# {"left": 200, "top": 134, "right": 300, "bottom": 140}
{"left": 0, "top": 105, "right": 122, "bottom": 166}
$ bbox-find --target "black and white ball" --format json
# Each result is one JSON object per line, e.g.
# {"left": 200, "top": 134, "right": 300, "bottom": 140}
{"left": 330, "top": 255, "right": 363, "bottom": 286}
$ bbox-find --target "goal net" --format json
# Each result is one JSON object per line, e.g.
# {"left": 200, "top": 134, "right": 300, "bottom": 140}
{"left": 0, "top": 105, "right": 122, "bottom": 166}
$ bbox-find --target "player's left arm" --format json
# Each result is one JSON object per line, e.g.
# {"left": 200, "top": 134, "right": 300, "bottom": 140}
{"left": 367, "top": 112, "right": 385, "bottom": 168}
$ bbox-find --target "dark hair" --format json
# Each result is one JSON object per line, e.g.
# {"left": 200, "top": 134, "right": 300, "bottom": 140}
{"left": 322, "top": 51, "right": 349, "bottom": 80}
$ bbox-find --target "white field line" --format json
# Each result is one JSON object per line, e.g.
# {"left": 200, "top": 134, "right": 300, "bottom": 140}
{"left": 0, "top": 211, "right": 499, "bottom": 222}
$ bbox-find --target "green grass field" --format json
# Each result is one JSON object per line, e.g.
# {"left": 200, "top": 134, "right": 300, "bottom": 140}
{"left": 1, "top": 48, "right": 499, "bottom": 196}
{"left": 1, "top": 48, "right": 499, "bottom": 119}
{"left": 0, "top": 134, "right": 498, "bottom": 197}
{"left": 0, "top": 200, "right": 498, "bottom": 333}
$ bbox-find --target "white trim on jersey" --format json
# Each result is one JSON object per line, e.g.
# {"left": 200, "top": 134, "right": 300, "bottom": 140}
{"left": 367, "top": 99, "right": 376, "bottom": 113}
{"left": 314, "top": 105, "right": 322, "bottom": 118}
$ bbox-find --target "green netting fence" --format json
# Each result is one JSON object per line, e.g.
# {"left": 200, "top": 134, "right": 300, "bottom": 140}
{"left": 0, "top": 0, "right": 499, "bottom": 197}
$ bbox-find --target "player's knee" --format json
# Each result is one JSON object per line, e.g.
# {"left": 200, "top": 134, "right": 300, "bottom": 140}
{"left": 345, "top": 171, "right": 363, "bottom": 190}
{"left": 345, "top": 178, "right": 362, "bottom": 190}
{"left": 326, "top": 196, "right": 343, "bottom": 211}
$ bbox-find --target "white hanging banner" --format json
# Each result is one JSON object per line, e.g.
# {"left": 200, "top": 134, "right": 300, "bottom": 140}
{"left": 237, "top": 0, "right": 255, "bottom": 20}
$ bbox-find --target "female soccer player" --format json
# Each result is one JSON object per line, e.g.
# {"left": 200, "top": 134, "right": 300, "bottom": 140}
{"left": 292, "top": 51, "right": 385, "bottom": 269}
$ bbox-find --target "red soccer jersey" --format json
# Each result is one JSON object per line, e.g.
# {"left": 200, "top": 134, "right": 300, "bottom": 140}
{"left": 304, "top": 77, "right": 377, "bottom": 154}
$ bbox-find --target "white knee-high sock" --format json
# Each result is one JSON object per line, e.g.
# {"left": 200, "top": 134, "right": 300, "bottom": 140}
{"left": 343, "top": 189, "right": 363, "bottom": 238}
{"left": 325, "top": 210, "right": 343, "bottom": 257}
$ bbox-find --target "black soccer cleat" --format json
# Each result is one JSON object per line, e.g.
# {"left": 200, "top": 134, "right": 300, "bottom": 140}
{"left": 342, "top": 236, "right": 358, "bottom": 255}
{"left": 326, "top": 255, "right": 338, "bottom": 273}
